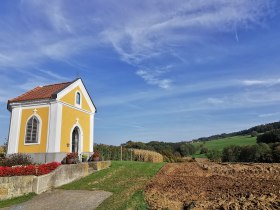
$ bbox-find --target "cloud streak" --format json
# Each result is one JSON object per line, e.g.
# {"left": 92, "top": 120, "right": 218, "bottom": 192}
{"left": 258, "top": 112, "right": 280, "bottom": 118}
{"left": 242, "top": 78, "right": 280, "bottom": 86}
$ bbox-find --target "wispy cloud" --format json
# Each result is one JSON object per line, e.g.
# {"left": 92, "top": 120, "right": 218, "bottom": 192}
{"left": 258, "top": 112, "right": 280, "bottom": 118}
{"left": 136, "top": 70, "right": 171, "bottom": 89}
{"left": 136, "top": 65, "right": 173, "bottom": 89}
{"left": 207, "top": 97, "right": 225, "bottom": 105}
{"left": 242, "top": 78, "right": 280, "bottom": 86}
{"left": 99, "top": 0, "right": 275, "bottom": 86}
{"left": 0, "top": 0, "right": 274, "bottom": 88}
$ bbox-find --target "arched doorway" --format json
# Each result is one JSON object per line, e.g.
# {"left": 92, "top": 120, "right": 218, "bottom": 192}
{"left": 72, "top": 127, "right": 80, "bottom": 153}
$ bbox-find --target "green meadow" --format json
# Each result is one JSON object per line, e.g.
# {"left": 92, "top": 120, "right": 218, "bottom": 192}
{"left": 192, "top": 135, "right": 257, "bottom": 157}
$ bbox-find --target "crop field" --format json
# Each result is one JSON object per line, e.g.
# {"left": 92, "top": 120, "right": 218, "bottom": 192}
{"left": 145, "top": 160, "right": 280, "bottom": 210}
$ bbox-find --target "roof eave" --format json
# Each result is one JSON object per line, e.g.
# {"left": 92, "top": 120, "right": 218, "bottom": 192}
{"left": 7, "top": 98, "right": 56, "bottom": 111}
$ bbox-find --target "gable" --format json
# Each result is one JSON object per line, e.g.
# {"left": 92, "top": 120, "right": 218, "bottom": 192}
{"left": 56, "top": 79, "right": 96, "bottom": 113}
{"left": 60, "top": 86, "right": 91, "bottom": 112}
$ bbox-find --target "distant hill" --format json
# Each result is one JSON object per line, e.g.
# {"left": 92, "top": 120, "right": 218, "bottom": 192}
{"left": 192, "top": 121, "right": 280, "bottom": 143}
{"left": 122, "top": 121, "right": 280, "bottom": 159}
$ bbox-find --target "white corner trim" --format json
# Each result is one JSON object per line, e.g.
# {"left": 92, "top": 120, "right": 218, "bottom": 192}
{"left": 7, "top": 107, "right": 22, "bottom": 154}
{"left": 47, "top": 102, "right": 61, "bottom": 153}
{"left": 89, "top": 114, "right": 94, "bottom": 152}
{"left": 46, "top": 104, "right": 51, "bottom": 153}
{"left": 55, "top": 103, "right": 63, "bottom": 152}
{"left": 69, "top": 123, "right": 84, "bottom": 153}
{"left": 23, "top": 113, "right": 42, "bottom": 145}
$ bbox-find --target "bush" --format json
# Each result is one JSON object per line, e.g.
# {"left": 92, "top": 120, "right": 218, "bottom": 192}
{"left": 221, "top": 143, "right": 277, "bottom": 163}
{"left": 200, "top": 147, "right": 208, "bottom": 154}
{"left": 257, "top": 129, "right": 280, "bottom": 144}
{"left": 239, "top": 143, "right": 272, "bottom": 162}
{"left": 179, "top": 144, "right": 196, "bottom": 156}
{"left": 271, "top": 143, "right": 280, "bottom": 163}
{"left": 160, "top": 150, "right": 182, "bottom": 162}
{"left": 0, "top": 154, "right": 33, "bottom": 167}
{"left": 222, "top": 145, "right": 242, "bottom": 162}
{"left": 251, "top": 131, "right": 258, "bottom": 137}
{"left": 206, "top": 150, "right": 222, "bottom": 162}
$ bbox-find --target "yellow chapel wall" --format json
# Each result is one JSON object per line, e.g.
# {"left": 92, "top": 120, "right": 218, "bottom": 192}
{"left": 18, "top": 107, "right": 49, "bottom": 153}
{"left": 60, "top": 86, "right": 92, "bottom": 112}
{"left": 60, "top": 105, "right": 91, "bottom": 153}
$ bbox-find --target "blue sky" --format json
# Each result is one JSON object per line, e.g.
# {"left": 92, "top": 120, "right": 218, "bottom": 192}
{"left": 0, "top": 0, "right": 280, "bottom": 145}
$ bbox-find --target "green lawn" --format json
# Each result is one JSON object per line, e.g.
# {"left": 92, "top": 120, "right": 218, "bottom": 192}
{"left": 61, "top": 161, "right": 165, "bottom": 210}
{"left": 0, "top": 193, "right": 36, "bottom": 208}
{"left": 192, "top": 153, "right": 207, "bottom": 158}
{"left": 192, "top": 135, "right": 257, "bottom": 157}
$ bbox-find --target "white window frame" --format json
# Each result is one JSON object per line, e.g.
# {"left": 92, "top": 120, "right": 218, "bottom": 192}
{"left": 75, "top": 91, "right": 82, "bottom": 108}
{"left": 24, "top": 114, "right": 42, "bottom": 145}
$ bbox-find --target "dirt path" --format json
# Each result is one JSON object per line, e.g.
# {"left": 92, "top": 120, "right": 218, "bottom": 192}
{"left": 145, "top": 161, "right": 280, "bottom": 210}
{"left": 3, "top": 190, "right": 112, "bottom": 210}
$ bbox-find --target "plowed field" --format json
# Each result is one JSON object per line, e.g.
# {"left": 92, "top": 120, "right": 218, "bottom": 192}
{"left": 145, "top": 160, "right": 280, "bottom": 210}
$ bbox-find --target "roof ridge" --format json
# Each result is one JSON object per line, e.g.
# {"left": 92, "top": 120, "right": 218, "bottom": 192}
{"left": 41, "top": 81, "right": 72, "bottom": 87}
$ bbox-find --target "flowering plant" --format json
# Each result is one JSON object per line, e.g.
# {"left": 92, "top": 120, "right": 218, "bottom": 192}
{"left": 92, "top": 151, "right": 100, "bottom": 158}
{"left": 62, "top": 152, "right": 79, "bottom": 164}
{"left": 0, "top": 162, "right": 61, "bottom": 177}
{"left": 88, "top": 151, "right": 100, "bottom": 162}
{"left": 66, "top": 152, "right": 78, "bottom": 159}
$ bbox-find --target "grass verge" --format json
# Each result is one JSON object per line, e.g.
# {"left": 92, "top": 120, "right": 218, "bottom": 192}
{"left": 0, "top": 193, "right": 36, "bottom": 208}
{"left": 61, "top": 161, "right": 165, "bottom": 210}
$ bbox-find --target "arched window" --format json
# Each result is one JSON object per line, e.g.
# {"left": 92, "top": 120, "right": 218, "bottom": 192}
{"left": 76, "top": 92, "right": 81, "bottom": 105}
{"left": 25, "top": 116, "right": 39, "bottom": 144}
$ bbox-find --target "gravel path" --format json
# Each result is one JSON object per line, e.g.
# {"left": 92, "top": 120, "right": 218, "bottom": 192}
{"left": 4, "top": 190, "right": 112, "bottom": 210}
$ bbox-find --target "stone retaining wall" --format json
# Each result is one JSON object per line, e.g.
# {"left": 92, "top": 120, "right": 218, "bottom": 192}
{"left": 88, "top": 161, "right": 111, "bottom": 171}
{"left": 33, "top": 163, "right": 89, "bottom": 194}
{"left": 0, "top": 161, "right": 111, "bottom": 200}
{"left": 0, "top": 176, "right": 34, "bottom": 200}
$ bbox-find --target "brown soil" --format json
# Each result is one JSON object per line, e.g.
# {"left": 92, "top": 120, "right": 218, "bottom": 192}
{"left": 145, "top": 160, "right": 280, "bottom": 210}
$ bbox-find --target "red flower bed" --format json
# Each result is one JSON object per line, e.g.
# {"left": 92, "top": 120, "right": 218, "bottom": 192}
{"left": 0, "top": 162, "right": 61, "bottom": 177}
